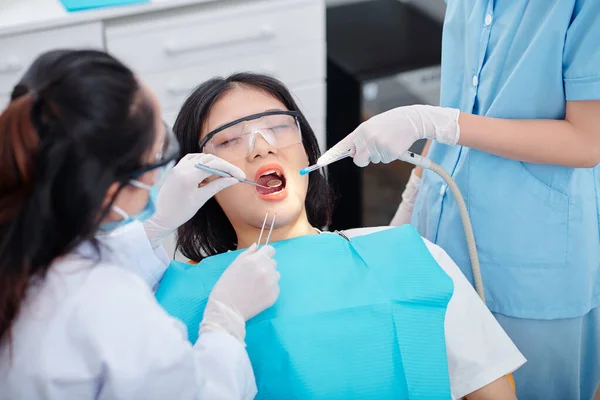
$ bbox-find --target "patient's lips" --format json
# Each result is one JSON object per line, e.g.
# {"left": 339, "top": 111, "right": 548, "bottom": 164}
{"left": 255, "top": 163, "right": 288, "bottom": 201}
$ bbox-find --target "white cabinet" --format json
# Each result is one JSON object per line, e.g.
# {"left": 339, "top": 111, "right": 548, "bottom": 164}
{"left": 0, "top": 0, "right": 327, "bottom": 142}
{"left": 105, "top": 0, "right": 324, "bottom": 73}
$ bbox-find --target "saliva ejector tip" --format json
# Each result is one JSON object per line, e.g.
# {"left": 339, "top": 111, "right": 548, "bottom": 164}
{"left": 299, "top": 164, "right": 321, "bottom": 176}
{"left": 299, "top": 152, "right": 352, "bottom": 176}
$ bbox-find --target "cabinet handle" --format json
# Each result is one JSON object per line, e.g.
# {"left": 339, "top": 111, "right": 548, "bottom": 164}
{"left": 164, "top": 25, "right": 275, "bottom": 56}
{"left": 0, "top": 56, "right": 22, "bottom": 75}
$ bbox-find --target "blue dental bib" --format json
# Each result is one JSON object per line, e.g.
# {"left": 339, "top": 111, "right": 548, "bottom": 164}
{"left": 156, "top": 225, "right": 454, "bottom": 399}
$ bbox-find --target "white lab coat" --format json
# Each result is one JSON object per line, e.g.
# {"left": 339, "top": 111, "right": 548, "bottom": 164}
{"left": 0, "top": 222, "right": 256, "bottom": 400}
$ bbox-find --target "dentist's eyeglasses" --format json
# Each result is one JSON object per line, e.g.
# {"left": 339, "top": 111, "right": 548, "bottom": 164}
{"left": 129, "top": 121, "right": 180, "bottom": 185}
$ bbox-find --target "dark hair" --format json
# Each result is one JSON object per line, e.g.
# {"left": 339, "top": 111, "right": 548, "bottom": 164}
{"left": 0, "top": 50, "right": 156, "bottom": 345}
{"left": 174, "top": 73, "right": 333, "bottom": 261}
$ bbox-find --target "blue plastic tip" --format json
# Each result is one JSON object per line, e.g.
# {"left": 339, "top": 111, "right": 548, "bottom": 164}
{"left": 299, "top": 168, "right": 310, "bottom": 176}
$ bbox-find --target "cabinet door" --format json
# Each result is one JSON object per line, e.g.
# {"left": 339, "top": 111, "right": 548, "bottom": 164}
{"left": 105, "top": 0, "right": 324, "bottom": 74}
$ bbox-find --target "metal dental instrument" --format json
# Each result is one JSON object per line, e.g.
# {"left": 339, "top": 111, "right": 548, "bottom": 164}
{"left": 265, "top": 213, "right": 277, "bottom": 245}
{"left": 299, "top": 151, "right": 353, "bottom": 176}
{"left": 195, "top": 162, "right": 271, "bottom": 189}
{"left": 257, "top": 212, "right": 269, "bottom": 246}
{"left": 257, "top": 211, "right": 277, "bottom": 247}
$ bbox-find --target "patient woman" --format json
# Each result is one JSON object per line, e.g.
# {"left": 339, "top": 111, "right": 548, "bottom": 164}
{"left": 154, "top": 73, "right": 525, "bottom": 400}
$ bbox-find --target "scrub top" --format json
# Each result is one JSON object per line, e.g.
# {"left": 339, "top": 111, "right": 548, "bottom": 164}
{"left": 413, "top": 0, "right": 600, "bottom": 320}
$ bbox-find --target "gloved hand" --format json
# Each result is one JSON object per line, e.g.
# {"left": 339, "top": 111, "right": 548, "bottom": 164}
{"left": 390, "top": 169, "right": 421, "bottom": 226}
{"left": 200, "top": 244, "right": 280, "bottom": 344}
{"left": 143, "top": 153, "right": 245, "bottom": 248}
{"left": 318, "top": 105, "right": 460, "bottom": 167}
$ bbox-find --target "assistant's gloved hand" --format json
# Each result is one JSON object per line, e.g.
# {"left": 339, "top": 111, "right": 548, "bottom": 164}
{"left": 390, "top": 169, "right": 422, "bottom": 226}
{"left": 143, "top": 153, "right": 245, "bottom": 248}
{"left": 200, "top": 244, "right": 280, "bottom": 344}
{"left": 318, "top": 105, "right": 460, "bottom": 167}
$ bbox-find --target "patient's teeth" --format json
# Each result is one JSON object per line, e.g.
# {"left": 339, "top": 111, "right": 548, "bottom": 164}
{"left": 260, "top": 170, "right": 284, "bottom": 178}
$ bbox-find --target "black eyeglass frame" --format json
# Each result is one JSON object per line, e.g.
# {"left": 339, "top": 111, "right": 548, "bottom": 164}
{"left": 129, "top": 121, "right": 180, "bottom": 179}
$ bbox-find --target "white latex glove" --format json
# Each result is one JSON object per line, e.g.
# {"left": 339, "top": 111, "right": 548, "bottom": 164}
{"left": 200, "top": 244, "right": 280, "bottom": 344}
{"left": 318, "top": 105, "right": 460, "bottom": 167}
{"left": 143, "top": 153, "right": 245, "bottom": 248}
{"left": 390, "top": 169, "right": 422, "bottom": 226}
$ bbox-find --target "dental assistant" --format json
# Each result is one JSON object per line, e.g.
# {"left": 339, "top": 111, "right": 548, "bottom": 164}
{"left": 0, "top": 50, "right": 279, "bottom": 400}
{"left": 320, "top": 1, "right": 600, "bottom": 399}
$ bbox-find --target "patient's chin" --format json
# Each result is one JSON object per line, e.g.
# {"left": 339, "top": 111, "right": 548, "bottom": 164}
{"left": 247, "top": 196, "right": 304, "bottom": 230}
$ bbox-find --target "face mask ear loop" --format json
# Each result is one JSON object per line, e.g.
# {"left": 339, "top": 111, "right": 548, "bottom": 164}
{"left": 111, "top": 205, "right": 130, "bottom": 220}
{"left": 110, "top": 179, "right": 152, "bottom": 222}
{"left": 129, "top": 179, "right": 153, "bottom": 191}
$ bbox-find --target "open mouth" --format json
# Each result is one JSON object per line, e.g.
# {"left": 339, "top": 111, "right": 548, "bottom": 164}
{"left": 255, "top": 164, "right": 287, "bottom": 199}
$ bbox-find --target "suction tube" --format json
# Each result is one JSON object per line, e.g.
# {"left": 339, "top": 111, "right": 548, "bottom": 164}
{"left": 398, "top": 152, "right": 485, "bottom": 301}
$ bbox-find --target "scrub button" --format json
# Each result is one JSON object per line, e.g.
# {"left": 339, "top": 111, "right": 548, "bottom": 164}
{"left": 439, "top": 184, "right": 447, "bottom": 196}
{"left": 485, "top": 14, "right": 493, "bottom": 26}
{"left": 472, "top": 75, "right": 479, "bottom": 87}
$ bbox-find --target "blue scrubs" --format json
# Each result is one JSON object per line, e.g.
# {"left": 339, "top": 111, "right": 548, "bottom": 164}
{"left": 412, "top": 1, "right": 600, "bottom": 398}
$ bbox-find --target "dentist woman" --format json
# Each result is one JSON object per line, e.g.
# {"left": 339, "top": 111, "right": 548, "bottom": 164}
{"left": 321, "top": 1, "right": 600, "bottom": 399}
{"left": 0, "top": 49, "right": 278, "bottom": 400}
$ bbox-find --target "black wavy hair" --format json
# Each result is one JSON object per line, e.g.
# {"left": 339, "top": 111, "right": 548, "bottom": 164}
{"left": 0, "top": 49, "right": 156, "bottom": 345}
{"left": 173, "top": 73, "right": 333, "bottom": 261}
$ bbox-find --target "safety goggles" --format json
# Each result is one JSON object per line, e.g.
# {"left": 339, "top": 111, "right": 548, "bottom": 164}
{"left": 198, "top": 110, "right": 302, "bottom": 160}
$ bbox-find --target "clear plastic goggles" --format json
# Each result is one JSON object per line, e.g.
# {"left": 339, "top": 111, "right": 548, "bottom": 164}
{"left": 198, "top": 111, "right": 302, "bottom": 160}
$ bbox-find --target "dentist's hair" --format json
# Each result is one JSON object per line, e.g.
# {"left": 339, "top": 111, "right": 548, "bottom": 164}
{"left": 0, "top": 50, "right": 156, "bottom": 346}
{"left": 174, "top": 73, "right": 334, "bottom": 261}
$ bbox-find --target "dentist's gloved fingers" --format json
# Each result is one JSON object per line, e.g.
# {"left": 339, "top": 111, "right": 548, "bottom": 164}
{"left": 353, "top": 147, "right": 372, "bottom": 167}
{"left": 196, "top": 153, "right": 246, "bottom": 180}
{"left": 320, "top": 105, "right": 460, "bottom": 169}
{"left": 200, "top": 176, "right": 240, "bottom": 196}
{"left": 317, "top": 133, "right": 356, "bottom": 166}
{"left": 352, "top": 127, "right": 383, "bottom": 166}
{"left": 179, "top": 153, "right": 209, "bottom": 170}
{"left": 144, "top": 153, "right": 245, "bottom": 248}
{"left": 245, "top": 243, "right": 277, "bottom": 263}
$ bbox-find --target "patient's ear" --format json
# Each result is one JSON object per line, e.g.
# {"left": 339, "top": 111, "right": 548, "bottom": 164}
{"left": 102, "top": 182, "right": 121, "bottom": 209}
